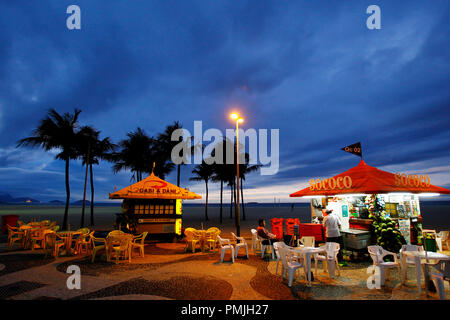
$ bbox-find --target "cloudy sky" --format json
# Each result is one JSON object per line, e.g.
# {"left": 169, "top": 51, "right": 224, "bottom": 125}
{"left": 0, "top": 1, "right": 449, "bottom": 203}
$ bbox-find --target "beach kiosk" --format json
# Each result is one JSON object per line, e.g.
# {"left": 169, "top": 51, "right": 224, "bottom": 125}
{"left": 290, "top": 160, "right": 450, "bottom": 248}
{"left": 109, "top": 172, "right": 201, "bottom": 239}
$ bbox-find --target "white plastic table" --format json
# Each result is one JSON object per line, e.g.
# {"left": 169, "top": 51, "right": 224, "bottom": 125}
{"left": 401, "top": 251, "right": 450, "bottom": 294}
{"left": 293, "top": 246, "right": 327, "bottom": 287}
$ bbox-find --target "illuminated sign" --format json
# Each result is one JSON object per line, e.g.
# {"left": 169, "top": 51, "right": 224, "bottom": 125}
{"left": 130, "top": 179, "right": 181, "bottom": 195}
{"left": 309, "top": 176, "right": 352, "bottom": 191}
{"left": 394, "top": 173, "right": 431, "bottom": 188}
{"left": 138, "top": 218, "right": 174, "bottom": 223}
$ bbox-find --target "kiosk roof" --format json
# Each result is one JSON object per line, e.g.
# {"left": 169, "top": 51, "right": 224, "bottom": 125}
{"left": 109, "top": 173, "right": 202, "bottom": 200}
{"left": 290, "top": 160, "right": 450, "bottom": 197}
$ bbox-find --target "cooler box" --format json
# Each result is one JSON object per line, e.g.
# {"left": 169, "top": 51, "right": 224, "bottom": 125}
{"left": 342, "top": 229, "right": 371, "bottom": 250}
{"left": 1, "top": 215, "right": 19, "bottom": 234}
{"left": 299, "top": 223, "right": 324, "bottom": 242}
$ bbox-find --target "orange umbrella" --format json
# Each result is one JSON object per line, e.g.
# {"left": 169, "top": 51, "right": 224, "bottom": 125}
{"left": 290, "top": 160, "right": 450, "bottom": 197}
{"left": 109, "top": 172, "right": 201, "bottom": 200}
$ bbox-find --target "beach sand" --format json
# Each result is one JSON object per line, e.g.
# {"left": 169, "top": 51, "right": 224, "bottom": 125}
{"left": 0, "top": 203, "right": 449, "bottom": 238}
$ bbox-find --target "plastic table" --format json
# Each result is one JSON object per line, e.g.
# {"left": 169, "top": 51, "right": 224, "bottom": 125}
{"left": 57, "top": 231, "right": 82, "bottom": 256}
{"left": 293, "top": 246, "right": 327, "bottom": 287}
{"left": 401, "top": 251, "right": 450, "bottom": 294}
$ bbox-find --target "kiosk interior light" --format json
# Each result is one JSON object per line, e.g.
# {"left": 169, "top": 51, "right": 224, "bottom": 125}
{"left": 341, "top": 193, "right": 368, "bottom": 198}
{"left": 387, "top": 192, "right": 440, "bottom": 197}
{"left": 418, "top": 193, "right": 440, "bottom": 197}
{"left": 302, "top": 196, "right": 326, "bottom": 199}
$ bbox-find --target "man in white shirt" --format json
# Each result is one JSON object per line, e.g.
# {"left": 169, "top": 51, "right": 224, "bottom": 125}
{"left": 322, "top": 209, "right": 343, "bottom": 259}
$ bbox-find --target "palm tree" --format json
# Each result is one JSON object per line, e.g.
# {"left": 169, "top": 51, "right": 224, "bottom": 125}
{"left": 112, "top": 127, "right": 174, "bottom": 181}
{"left": 211, "top": 138, "right": 234, "bottom": 223}
{"left": 77, "top": 126, "right": 99, "bottom": 228}
{"left": 190, "top": 162, "right": 214, "bottom": 221}
{"left": 88, "top": 136, "right": 116, "bottom": 226}
{"left": 77, "top": 126, "right": 116, "bottom": 226}
{"left": 112, "top": 127, "right": 152, "bottom": 181}
{"left": 17, "top": 108, "right": 81, "bottom": 230}
{"left": 157, "top": 121, "right": 202, "bottom": 187}
{"left": 238, "top": 156, "right": 262, "bottom": 221}
{"left": 157, "top": 121, "right": 183, "bottom": 186}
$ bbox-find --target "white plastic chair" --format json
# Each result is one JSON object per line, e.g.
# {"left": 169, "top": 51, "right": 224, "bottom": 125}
{"left": 218, "top": 235, "right": 235, "bottom": 263}
{"left": 258, "top": 234, "right": 275, "bottom": 260}
{"left": 231, "top": 232, "right": 249, "bottom": 259}
{"left": 399, "top": 244, "right": 424, "bottom": 281}
{"left": 273, "top": 241, "right": 288, "bottom": 276}
{"left": 278, "top": 245, "right": 305, "bottom": 287}
{"left": 300, "top": 236, "right": 315, "bottom": 247}
{"left": 368, "top": 245, "right": 401, "bottom": 286}
{"left": 251, "top": 229, "right": 262, "bottom": 254}
{"left": 429, "top": 261, "right": 450, "bottom": 300}
{"left": 436, "top": 231, "right": 449, "bottom": 252}
{"left": 314, "top": 242, "right": 340, "bottom": 278}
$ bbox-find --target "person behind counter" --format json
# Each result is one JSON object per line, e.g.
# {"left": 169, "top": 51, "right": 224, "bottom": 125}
{"left": 257, "top": 218, "right": 279, "bottom": 245}
{"left": 322, "top": 209, "right": 343, "bottom": 259}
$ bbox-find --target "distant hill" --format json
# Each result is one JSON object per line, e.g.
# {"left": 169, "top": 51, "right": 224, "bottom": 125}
{"left": 71, "top": 200, "right": 91, "bottom": 206}
{"left": 49, "top": 200, "right": 64, "bottom": 205}
{"left": 0, "top": 193, "right": 40, "bottom": 204}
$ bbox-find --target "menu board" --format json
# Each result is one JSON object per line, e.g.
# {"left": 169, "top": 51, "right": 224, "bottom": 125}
{"left": 398, "top": 219, "right": 411, "bottom": 245}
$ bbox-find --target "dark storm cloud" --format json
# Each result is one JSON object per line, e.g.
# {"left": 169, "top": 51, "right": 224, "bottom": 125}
{"left": 0, "top": 0, "right": 449, "bottom": 201}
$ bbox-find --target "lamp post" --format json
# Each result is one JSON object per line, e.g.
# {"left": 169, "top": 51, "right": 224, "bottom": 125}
{"left": 230, "top": 113, "right": 244, "bottom": 237}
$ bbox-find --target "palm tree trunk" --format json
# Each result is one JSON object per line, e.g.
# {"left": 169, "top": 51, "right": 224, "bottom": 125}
{"left": 205, "top": 180, "right": 209, "bottom": 221}
{"left": 81, "top": 146, "right": 91, "bottom": 228}
{"left": 229, "top": 184, "right": 233, "bottom": 219}
{"left": 63, "top": 159, "right": 70, "bottom": 230}
{"left": 90, "top": 163, "right": 95, "bottom": 226}
{"left": 81, "top": 162, "right": 88, "bottom": 228}
{"left": 219, "top": 180, "right": 223, "bottom": 224}
{"left": 240, "top": 177, "right": 246, "bottom": 221}
{"left": 177, "top": 164, "right": 181, "bottom": 187}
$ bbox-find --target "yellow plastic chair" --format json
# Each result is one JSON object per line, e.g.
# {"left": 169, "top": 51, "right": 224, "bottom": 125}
{"left": 47, "top": 221, "right": 57, "bottom": 228}
{"left": 206, "top": 227, "right": 221, "bottom": 250}
{"left": 107, "top": 235, "right": 132, "bottom": 264}
{"left": 184, "top": 228, "right": 201, "bottom": 253}
{"left": 7, "top": 225, "right": 25, "bottom": 250}
{"left": 30, "top": 228, "right": 46, "bottom": 250}
{"left": 90, "top": 234, "right": 107, "bottom": 263}
{"left": 40, "top": 220, "right": 51, "bottom": 227}
{"left": 43, "top": 232, "right": 65, "bottom": 258}
{"left": 108, "top": 230, "right": 125, "bottom": 237}
{"left": 204, "top": 230, "right": 220, "bottom": 252}
{"left": 75, "top": 231, "right": 94, "bottom": 254}
{"left": 131, "top": 232, "right": 148, "bottom": 257}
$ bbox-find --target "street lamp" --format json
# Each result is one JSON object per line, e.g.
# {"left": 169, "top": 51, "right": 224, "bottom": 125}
{"left": 230, "top": 113, "right": 244, "bottom": 236}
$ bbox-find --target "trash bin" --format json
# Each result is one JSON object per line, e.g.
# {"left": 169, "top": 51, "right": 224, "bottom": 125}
{"left": 1, "top": 215, "right": 19, "bottom": 234}
{"left": 424, "top": 238, "right": 437, "bottom": 252}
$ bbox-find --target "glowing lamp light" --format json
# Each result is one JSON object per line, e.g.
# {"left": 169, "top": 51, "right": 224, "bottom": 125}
{"left": 230, "top": 113, "right": 244, "bottom": 123}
